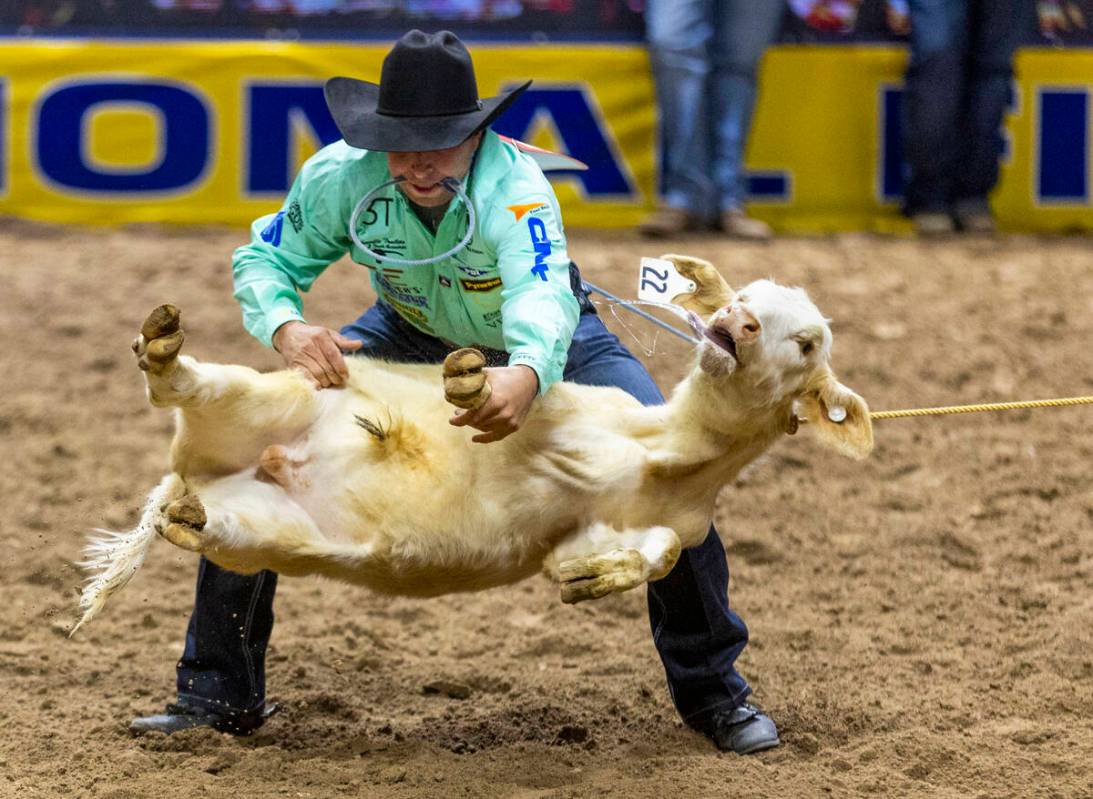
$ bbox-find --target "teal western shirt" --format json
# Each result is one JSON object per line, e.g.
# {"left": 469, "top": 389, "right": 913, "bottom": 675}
{"left": 232, "top": 131, "right": 580, "bottom": 393}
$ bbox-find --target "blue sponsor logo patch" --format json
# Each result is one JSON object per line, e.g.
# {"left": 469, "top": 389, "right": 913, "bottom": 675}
{"left": 527, "top": 216, "right": 550, "bottom": 281}
{"left": 260, "top": 211, "right": 285, "bottom": 246}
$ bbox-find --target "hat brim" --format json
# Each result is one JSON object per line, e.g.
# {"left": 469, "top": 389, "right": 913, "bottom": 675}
{"left": 324, "top": 78, "right": 531, "bottom": 152}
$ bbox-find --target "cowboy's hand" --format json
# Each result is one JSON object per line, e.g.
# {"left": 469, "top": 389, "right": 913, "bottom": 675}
{"left": 272, "top": 320, "right": 363, "bottom": 388}
{"left": 449, "top": 364, "right": 539, "bottom": 443}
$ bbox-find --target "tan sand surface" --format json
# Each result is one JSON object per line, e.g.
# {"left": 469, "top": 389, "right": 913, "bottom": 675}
{"left": 2, "top": 221, "right": 1091, "bottom": 798}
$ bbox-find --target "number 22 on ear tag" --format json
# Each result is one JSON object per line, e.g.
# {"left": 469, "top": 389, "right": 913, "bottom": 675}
{"left": 637, "top": 257, "right": 696, "bottom": 304}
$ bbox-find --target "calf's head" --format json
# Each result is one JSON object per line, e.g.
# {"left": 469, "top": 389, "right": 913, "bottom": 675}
{"left": 664, "top": 254, "right": 873, "bottom": 459}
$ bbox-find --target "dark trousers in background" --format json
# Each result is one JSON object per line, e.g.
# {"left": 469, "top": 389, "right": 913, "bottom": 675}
{"left": 177, "top": 297, "right": 752, "bottom": 730}
{"left": 901, "top": 0, "right": 1033, "bottom": 215}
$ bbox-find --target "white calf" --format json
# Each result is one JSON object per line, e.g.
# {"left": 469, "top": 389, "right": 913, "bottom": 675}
{"left": 74, "top": 255, "right": 872, "bottom": 633}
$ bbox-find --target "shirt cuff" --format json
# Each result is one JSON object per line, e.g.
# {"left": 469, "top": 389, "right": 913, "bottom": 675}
{"left": 260, "top": 306, "right": 306, "bottom": 349}
{"left": 508, "top": 352, "right": 559, "bottom": 396}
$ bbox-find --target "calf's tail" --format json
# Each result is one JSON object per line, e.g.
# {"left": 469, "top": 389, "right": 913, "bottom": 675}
{"left": 70, "top": 473, "right": 186, "bottom": 636}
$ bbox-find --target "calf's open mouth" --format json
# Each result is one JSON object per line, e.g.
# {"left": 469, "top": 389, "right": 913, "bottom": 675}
{"left": 685, "top": 310, "right": 739, "bottom": 362}
{"left": 703, "top": 326, "right": 738, "bottom": 361}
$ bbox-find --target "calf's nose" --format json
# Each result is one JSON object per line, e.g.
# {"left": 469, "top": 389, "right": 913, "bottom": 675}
{"left": 722, "top": 307, "right": 761, "bottom": 344}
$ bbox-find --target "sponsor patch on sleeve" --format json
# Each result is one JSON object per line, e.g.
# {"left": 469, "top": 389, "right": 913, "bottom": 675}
{"left": 507, "top": 201, "right": 548, "bottom": 221}
{"left": 527, "top": 216, "right": 551, "bottom": 281}
{"left": 287, "top": 201, "right": 303, "bottom": 233}
{"left": 259, "top": 211, "right": 285, "bottom": 246}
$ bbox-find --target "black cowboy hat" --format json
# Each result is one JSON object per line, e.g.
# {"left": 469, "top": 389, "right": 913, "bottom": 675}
{"left": 324, "top": 30, "right": 531, "bottom": 153}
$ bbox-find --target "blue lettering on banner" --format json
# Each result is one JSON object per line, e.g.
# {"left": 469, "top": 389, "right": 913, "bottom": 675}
{"left": 246, "top": 84, "right": 342, "bottom": 193}
{"left": 527, "top": 216, "right": 551, "bottom": 281}
{"left": 0, "top": 79, "right": 5, "bottom": 196}
{"left": 36, "top": 81, "right": 209, "bottom": 193}
{"left": 880, "top": 86, "right": 904, "bottom": 202}
{"left": 260, "top": 211, "right": 285, "bottom": 246}
{"left": 746, "top": 171, "right": 791, "bottom": 201}
{"left": 1038, "top": 89, "right": 1089, "bottom": 203}
{"left": 494, "top": 86, "right": 633, "bottom": 197}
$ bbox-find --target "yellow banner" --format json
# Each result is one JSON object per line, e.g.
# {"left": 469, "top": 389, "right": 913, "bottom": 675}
{"left": 0, "top": 40, "right": 1089, "bottom": 231}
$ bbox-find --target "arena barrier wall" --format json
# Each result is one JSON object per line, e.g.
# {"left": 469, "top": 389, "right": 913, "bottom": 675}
{"left": 0, "top": 40, "right": 1090, "bottom": 232}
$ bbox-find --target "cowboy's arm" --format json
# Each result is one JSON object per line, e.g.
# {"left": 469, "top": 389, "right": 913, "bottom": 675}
{"left": 490, "top": 197, "right": 580, "bottom": 395}
{"left": 232, "top": 152, "right": 351, "bottom": 347}
{"left": 449, "top": 194, "right": 577, "bottom": 442}
{"left": 233, "top": 148, "right": 363, "bottom": 385}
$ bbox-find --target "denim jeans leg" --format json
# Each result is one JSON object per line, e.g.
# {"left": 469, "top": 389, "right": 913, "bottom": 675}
{"left": 710, "top": 0, "right": 785, "bottom": 210}
{"left": 563, "top": 313, "right": 752, "bottom": 729}
{"left": 177, "top": 301, "right": 448, "bottom": 712}
{"left": 646, "top": 0, "right": 716, "bottom": 216}
{"left": 954, "top": 0, "right": 1029, "bottom": 204}
{"left": 339, "top": 301, "right": 454, "bottom": 364}
{"left": 177, "top": 559, "right": 278, "bottom": 714}
{"left": 903, "top": 0, "right": 971, "bottom": 214}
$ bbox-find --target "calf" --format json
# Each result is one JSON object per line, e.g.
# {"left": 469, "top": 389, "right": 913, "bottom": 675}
{"left": 74, "top": 255, "right": 872, "bottom": 632}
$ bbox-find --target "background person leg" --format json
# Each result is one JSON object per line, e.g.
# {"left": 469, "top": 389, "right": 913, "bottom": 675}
{"left": 902, "top": 0, "right": 971, "bottom": 221}
{"left": 710, "top": 0, "right": 785, "bottom": 237}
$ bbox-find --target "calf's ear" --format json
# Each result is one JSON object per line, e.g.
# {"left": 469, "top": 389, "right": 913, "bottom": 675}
{"left": 797, "top": 368, "right": 874, "bottom": 459}
{"left": 660, "top": 254, "right": 734, "bottom": 317}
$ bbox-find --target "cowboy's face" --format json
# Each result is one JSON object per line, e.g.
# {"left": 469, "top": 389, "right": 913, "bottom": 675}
{"left": 387, "top": 132, "right": 483, "bottom": 207}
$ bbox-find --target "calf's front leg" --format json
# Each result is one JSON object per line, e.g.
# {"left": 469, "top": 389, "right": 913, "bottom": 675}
{"left": 547, "top": 523, "right": 682, "bottom": 604}
{"left": 133, "top": 305, "right": 320, "bottom": 473}
{"left": 443, "top": 348, "right": 492, "bottom": 409}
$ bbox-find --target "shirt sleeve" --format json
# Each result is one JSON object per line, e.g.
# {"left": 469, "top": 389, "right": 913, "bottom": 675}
{"left": 488, "top": 194, "right": 580, "bottom": 394}
{"left": 232, "top": 152, "right": 351, "bottom": 348}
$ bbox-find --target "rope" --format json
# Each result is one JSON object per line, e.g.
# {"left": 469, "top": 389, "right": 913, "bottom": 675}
{"left": 870, "top": 395, "right": 1093, "bottom": 420}
{"left": 584, "top": 282, "right": 700, "bottom": 345}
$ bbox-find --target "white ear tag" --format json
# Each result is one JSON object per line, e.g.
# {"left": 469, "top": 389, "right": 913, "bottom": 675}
{"left": 638, "top": 257, "right": 697, "bottom": 304}
{"left": 827, "top": 406, "right": 847, "bottom": 423}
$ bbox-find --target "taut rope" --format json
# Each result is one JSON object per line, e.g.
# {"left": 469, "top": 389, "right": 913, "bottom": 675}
{"left": 870, "top": 396, "right": 1093, "bottom": 421}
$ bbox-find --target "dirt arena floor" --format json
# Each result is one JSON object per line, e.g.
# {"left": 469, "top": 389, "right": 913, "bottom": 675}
{"left": 2, "top": 219, "right": 1092, "bottom": 799}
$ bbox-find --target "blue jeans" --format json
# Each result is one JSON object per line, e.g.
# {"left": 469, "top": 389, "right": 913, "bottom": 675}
{"left": 901, "top": 0, "right": 1032, "bottom": 215}
{"left": 646, "top": 0, "right": 785, "bottom": 217}
{"left": 178, "top": 297, "right": 752, "bottom": 729}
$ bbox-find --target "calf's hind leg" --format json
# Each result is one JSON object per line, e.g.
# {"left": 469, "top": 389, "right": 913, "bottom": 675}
{"left": 164, "top": 475, "right": 382, "bottom": 583}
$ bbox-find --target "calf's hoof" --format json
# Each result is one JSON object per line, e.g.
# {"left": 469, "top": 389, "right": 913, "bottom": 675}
{"left": 557, "top": 550, "right": 646, "bottom": 604}
{"left": 159, "top": 494, "right": 206, "bottom": 552}
{"left": 133, "top": 304, "right": 184, "bottom": 374}
{"left": 560, "top": 572, "right": 636, "bottom": 604}
{"left": 443, "top": 348, "right": 492, "bottom": 410}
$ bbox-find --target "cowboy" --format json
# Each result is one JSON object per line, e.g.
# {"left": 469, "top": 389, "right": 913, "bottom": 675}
{"left": 130, "top": 29, "right": 779, "bottom": 755}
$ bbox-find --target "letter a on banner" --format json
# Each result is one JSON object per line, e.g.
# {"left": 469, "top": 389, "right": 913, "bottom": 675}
{"left": 493, "top": 86, "right": 633, "bottom": 198}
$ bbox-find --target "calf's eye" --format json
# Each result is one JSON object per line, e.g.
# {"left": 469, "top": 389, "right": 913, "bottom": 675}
{"left": 799, "top": 340, "right": 814, "bottom": 355}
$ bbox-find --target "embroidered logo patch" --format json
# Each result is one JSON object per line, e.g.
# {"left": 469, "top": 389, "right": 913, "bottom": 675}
{"left": 527, "top": 216, "right": 551, "bottom": 281}
{"left": 460, "top": 277, "right": 503, "bottom": 292}
{"left": 259, "top": 211, "right": 285, "bottom": 246}
{"left": 507, "top": 201, "right": 547, "bottom": 221}
{"left": 286, "top": 201, "right": 303, "bottom": 233}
